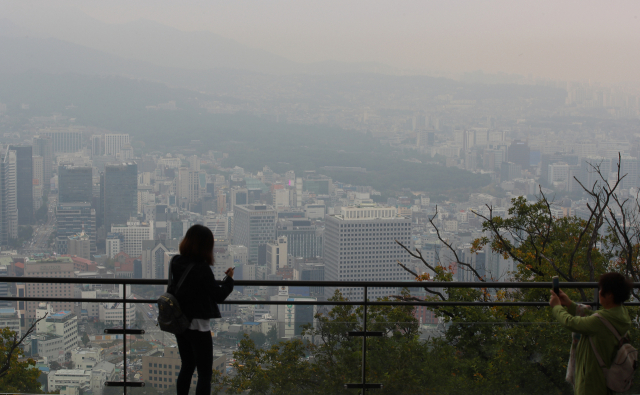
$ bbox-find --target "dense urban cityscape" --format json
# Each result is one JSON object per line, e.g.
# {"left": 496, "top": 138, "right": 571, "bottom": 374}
{"left": 1, "top": 2, "right": 640, "bottom": 394}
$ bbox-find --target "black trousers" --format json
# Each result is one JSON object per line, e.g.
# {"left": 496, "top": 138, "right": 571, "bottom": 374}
{"left": 175, "top": 329, "right": 213, "bottom": 395}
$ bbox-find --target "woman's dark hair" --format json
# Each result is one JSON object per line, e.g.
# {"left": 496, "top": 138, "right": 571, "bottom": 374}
{"left": 599, "top": 272, "right": 632, "bottom": 305}
{"left": 179, "top": 224, "right": 214, "bottom": 266}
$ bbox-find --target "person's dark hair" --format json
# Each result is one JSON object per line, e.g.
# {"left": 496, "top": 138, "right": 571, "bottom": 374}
{"left": 599, "top": 272, "right": 632, "bottom": 305}
{"left": 179, "top": 224, "right": 214, "bottom": 266}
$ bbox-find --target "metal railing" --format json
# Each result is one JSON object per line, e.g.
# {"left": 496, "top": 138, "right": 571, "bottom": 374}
{"left": 1, "top": 276, "right": 638, "bottom": 393}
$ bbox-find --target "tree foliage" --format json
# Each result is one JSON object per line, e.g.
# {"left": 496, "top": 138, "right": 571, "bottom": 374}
{"left": 0, "top": 327, "right": 43, "bottom": 393}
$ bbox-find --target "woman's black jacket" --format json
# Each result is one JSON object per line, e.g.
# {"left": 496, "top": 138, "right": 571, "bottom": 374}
{"left": 167, "top": 254, "right": 234, "bottom": 320}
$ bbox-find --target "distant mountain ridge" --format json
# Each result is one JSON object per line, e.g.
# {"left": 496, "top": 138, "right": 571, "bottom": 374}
{"left": 0, "top": 17, "right": 397, "bottom": 76}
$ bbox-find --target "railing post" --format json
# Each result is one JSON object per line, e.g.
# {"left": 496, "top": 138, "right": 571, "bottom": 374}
{"left": 345, "top": 285, "right": 382, "bottom": 392}
{"left": 105, "top": 282, "right": 144, "bottom": 390}
{"left": 123, "top": 288, "right": 127, "bottom": 395}
{"left": 362, "top": 285, "right": 367, "bottom": 393}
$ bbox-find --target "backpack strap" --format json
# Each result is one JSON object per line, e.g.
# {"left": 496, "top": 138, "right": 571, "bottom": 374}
{"left": 593, "top": 313, "right": 623, "bottom": 342}
{"left": 169, "top": 258, "right": 195, "bottom": 295}
{"left": 589, "top": 313, "right": 628, "bottom": 368}
{"left": 589, "top": 336, "right": 607, "bottom": 368}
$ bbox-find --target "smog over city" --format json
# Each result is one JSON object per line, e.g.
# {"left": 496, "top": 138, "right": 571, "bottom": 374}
{"left": 0, "top": 1, "right": 639, "bottom": 394}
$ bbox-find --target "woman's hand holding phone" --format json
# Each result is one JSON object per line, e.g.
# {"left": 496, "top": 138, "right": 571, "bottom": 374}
{"left": 225, "top": 267, "right": 234, "bottom": 278}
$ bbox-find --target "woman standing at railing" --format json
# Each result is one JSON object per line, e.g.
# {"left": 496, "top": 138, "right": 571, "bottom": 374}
{"left": 169, "top": 224, "right": 235, "bottom": 395}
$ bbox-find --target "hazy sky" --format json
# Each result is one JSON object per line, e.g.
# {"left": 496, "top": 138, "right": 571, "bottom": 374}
{"left": 4, "top": 0, "right": 640, "bottom": 82}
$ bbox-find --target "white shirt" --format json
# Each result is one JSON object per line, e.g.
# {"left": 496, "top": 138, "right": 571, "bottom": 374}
{"left": 189, "top": 319, "right": 210, "bottom": 332}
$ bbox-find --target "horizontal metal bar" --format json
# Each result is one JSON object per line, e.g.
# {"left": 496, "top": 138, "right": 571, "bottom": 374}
{"left": 1, "top": 276, "right": 633, "bottom": 289}
{"left": 348, "top": 331, "right": 384, "bottom": 337}
{"left": 104, "top": 382, "right": 144, "bottom": 387}
{"left": 0, "top": 276, "right": 167, "bottom": 285}
{"left": 0, "top": 295, "right": 637, "bottom": 307}
{"left": 345, "top": 383, "right": 383, "bottom": 389}
{"left": 105, "top": 329, "right": 145, "bottom": 335}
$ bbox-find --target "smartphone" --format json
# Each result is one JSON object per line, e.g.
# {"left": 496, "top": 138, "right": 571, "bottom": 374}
{"left": 552, "top": 276, "right": 560, "bottom": 295}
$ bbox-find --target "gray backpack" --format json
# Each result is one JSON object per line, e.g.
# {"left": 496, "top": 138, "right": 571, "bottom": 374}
{"left": 589, "top": 313, "right": 638, "bottom": 393}
{"left": 157, "top": 261, "right": 195, "bottom": 335}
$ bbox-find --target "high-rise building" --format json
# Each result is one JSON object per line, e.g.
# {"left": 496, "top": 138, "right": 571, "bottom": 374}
{"left": 24, "top": 257, "right": 75, "bottom": 321}
{"left": 59, "top": 165, "right": 93, "bottom": 204}
{"left": 266, "top": 236, "right": 288, "bottom": 275}
{"left": 276, "top": 219, "right": 323, "bottom": 258}
{"left": 38, "top": 129, "right": 83, "bottom": 153}
{"left": 0, "top": 266, "right": 11, "bottom": 308}
{"left": 67, "top": 232, "right": 91, "bottom": 260}
{"left": 140, "top": 239, "right": 180, "bottom": 279}
{"left": 106, "top": 233, "right": 124, "bottom": 258}
{"left": 416, "top": 130, "right": 435, "bottom": 147}
{"left": 507, "top": 140, "right": 530, "bottom": 171}
{"left": 110, "top": 221, "right": 154, "bottom": 257}
{"left": 33, "top": 136, "right": 53, "bottom": 189}
{"left": 230, "top": 187, "right": 248, "bottom": 214}
{"left": 217, "top": 192, "right": 226, "bottom": 214}
{"left": 324, "top": 206, "right": 413, "bottom": 299}
{"left": 579, "top": 157, "right": 612, "bottom": 190}
{"left": 9, "top": 145, "right": 34, "bottom": 225}
{"left": 90, "top": 134, "right": 104, "bottom": 157}
{"left": 56, "top": 202, "right": 96, "bottom": 254}
{"left": 204, "top": 212, "right": 229, "bottom": 239}
{"left": 32, "top": 156, "right": 44, "bottom": 187}
{"left": 103, "top": 134, "right": 130, "bottom": 156}
{"left": 233, "top": 205, "right": 277, "bottom": 263}
{"left": 0, "top": 150, "right": 18, "bottom": 244}
{"left": 500, "top": 162, "right": 522, "bottom": 182}
{"left": 621, "top": 157, "right": 640, "bottom": 190}
{"left": 176, "top": 167, "right": 200, "bottom": 207}
{"left": 103, "top": 162, "right": 138, "bottom": 232}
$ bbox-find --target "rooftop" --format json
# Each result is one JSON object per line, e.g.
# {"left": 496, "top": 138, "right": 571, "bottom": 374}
{"left": 27, "top": 257, "right": 74, "bottom": 264}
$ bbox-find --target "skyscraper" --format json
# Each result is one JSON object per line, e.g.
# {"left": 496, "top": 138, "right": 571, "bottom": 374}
{"left": 0, "top": 150, "right": 18, "bottom": 244}
{"left": 507, "top": 140, "right": 530, "bottom": 171}
{"left": 324, "top": 206, "right": 413, "bottom": 299}
{"left": 33, "top": 136, "right": 53, "bottom": 190}
{"left": 276, "top": 219, "right": 323, "bottom": 258}
{"left": 103, "top": 162, "right": 138, "bottom": 233}
{"left": 59, "top": 165, "right": 93, "bottom": 204}
{"left": 90, "top": 134, "right": 104, "bottom": 157}
{"left": 176, "top": 167, "right": 200, "bottom": 207}
{"left": 233, "top": 205, "right": 276, "bottom": 263}
{"left": 56, "top": 202, "right": 96, "bottom": 254}
{"left": 9, "top": 145, "right": 34, "bottom": 225}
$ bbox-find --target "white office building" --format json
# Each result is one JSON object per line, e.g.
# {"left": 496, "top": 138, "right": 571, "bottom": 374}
{"left": 35, "top": 304, "right": 79, "bottom": 353}
{"left": 266, "top": 236, "right": 288, "bottom": 275}
{"left": 111, "top": 221, "right": 154, "bottom": 257}
{"left": 99, "top": 302, "right": 136, "bottom": 325}
{"left": 204, "top": 212, "right": 229, "bottom": 239}
{"left": 324, "top": 206, "right": 413, "bottom": 299}
{"left": 104, "top": 133, "right": 130, "bottom": 156}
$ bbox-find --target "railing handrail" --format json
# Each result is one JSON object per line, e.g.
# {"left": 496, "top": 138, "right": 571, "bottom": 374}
{"left": 2, "top": 276, "right": 639, "bottom": 306}
{"left": 1, "top": 276, "right": 636, "bottom": 288}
